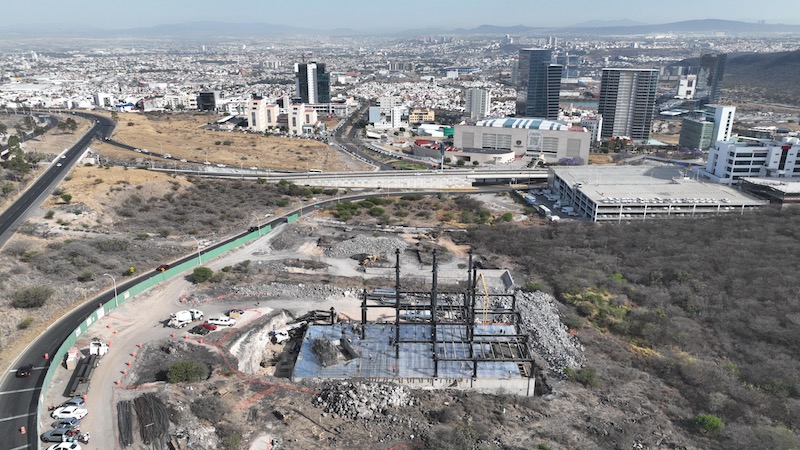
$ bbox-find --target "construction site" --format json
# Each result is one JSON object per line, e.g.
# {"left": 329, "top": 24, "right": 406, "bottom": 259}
{"left": 293, "top": 249, "right": 538, "bottom": 396}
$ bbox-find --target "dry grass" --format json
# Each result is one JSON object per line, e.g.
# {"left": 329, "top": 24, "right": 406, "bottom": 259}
{"left": 95, "top": 111, "right": 355, "bottom": 171}
{"left": 48, "top": 165, "right": 190, "bottom": 221}
{"left": 588, "top": 154, "right": 614, "bottom": 164}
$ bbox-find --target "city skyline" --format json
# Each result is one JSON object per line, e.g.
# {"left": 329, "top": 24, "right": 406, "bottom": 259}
{"left": 5, "top": 0, "right": 800, "bottom": 32}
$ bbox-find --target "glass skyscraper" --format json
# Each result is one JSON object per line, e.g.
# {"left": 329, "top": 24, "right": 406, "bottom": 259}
{"left": 515, "top": 49, "right": 561, "bottom": 120}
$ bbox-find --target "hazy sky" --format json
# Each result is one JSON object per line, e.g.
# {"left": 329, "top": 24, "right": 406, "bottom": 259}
{"left": 10, "top": 0, "right": 800, "bottom": 30}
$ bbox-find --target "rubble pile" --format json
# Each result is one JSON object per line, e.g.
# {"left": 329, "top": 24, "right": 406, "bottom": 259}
{"left": 505, "top": 291, "right": 585, "bottom": 375}
{"left": 326, "top": 234, "right": 407, "bottom": 258}
{"left": 313, "top": 382, "right": 414, "bottom": 420}
{"left": 233, "top": 282, "right": 351, "bottom": 301}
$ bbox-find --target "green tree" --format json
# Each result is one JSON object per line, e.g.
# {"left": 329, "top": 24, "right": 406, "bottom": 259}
{"left": 191, "top": 267, "right": 214, "bottom": 283}
{"left": 167, "top": 360, "right": 208, "bottom": 383}
{"left": 65, "top": 118, "right": 78, "bottom": 132}
{"left": 695, "top": 414, "right": 725, "bottom": 434}
{"left": 456, "top": 159, "right": 466, "bottom": 166}
{"left": 60, "top": 193, "right": 72, "bottom": 204}
{"left": 6, "top": 135, "right": 20, "bottom": 151}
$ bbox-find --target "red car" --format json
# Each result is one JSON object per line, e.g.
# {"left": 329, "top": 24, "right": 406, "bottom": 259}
{"left": 156, "top": 264, "right": 170, "bottom": 272}
{"left": 200, "top": 322, "right": 217, "bottom": 331}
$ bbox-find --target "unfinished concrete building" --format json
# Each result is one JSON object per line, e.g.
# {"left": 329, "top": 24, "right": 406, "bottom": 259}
{"left": 293, "top": 250, "right": 538, "bottom": 396}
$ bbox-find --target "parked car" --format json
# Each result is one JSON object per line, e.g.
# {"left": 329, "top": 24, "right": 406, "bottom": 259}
{"left": 60, "top": 397, "right": 85, "bottom": 408}
{"left": 51, "top": 417, "right": 80, "bottom": 429}
{"left": 226, "top": 309, "right": 245, "bottom": 316}
{"left": 207, "top": 316, "right": 236, "bottom": 327}
{"left": 188, "top": 325, "right": 210, "bottom": 335}
{"left": 41, "top": 428, "right": 70, "bottom": 442}
{"left": 16, "top": 363, "right": 33, "bottom": 377}
{"left": 50, "top": 406, "right": 88, "bottom": 420}
{"left": 156, "top": 264, "right": 170, "bottom": 272}
{"left": 46, "top": 443, "right": 82, "bottom": 450}
{"left": 200, "top": 322, "right": 218, "bottom": 331}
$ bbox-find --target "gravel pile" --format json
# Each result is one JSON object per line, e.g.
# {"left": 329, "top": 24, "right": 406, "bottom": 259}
{"left": 326, "top": 234, "right": 407, "bottom": 259}
{"left": 233, "top": 282, "right": 351, "bottom": 301}
{"left": 502, "top": 291, "right": 585, "bottom": 376}
{"left": 313, "top": 382, "right": 414, "bottom": 420}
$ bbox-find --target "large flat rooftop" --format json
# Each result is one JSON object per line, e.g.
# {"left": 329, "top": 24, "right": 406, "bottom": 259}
{"left": 293, "top": 323, "right": 524, "bottom": 380}
{"left": 552, "top": 164, "right": 767, "bottom": 206}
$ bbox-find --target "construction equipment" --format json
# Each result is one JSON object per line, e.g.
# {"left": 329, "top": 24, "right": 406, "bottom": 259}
{"left": 361, "top": 255, "right": 379, "bottom": 266}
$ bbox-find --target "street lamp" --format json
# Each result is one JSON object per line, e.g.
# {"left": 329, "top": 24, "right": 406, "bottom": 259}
{"left": 191, "top": 237, "right": 202, "bottom": 265}
{"left": 103, "top": 273, "right": 118, "bottom": 308}
{"left": 251, "top": 212, "right": 261, "bottom": 236}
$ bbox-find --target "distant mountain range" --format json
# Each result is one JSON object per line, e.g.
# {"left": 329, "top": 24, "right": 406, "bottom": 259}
{"left": 1, "top": 19, "right": 799, "bottom": 38}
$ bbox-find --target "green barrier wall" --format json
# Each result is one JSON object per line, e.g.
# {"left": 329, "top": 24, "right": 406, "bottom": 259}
{"left": 38, "top": 223, "right": 278, "bottom": 424}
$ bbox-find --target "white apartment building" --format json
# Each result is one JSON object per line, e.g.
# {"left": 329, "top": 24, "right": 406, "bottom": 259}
{"left": 288, "top": 104, "right": 319, "bottom": 135}
{"left": 248, "top": 97, "right": 280, "bottom": 132}
{"left": 676, "top": 74, "right": 697, "bottom": 99}
{"left": 702, "top": 137, "right": 800, "bottom": 184}
{"left": 706, "top": 104, "right": 735, "bottom": 144}
{"left": 580, "top": 115, "right": 602, "bottom": 142}
{"left": 465, "top": 88, "right": 491, "bottom": 121}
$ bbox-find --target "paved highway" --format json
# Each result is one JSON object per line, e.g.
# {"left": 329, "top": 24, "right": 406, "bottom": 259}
{"left": 0, "top": 112, "right": 114, "bottom": 249}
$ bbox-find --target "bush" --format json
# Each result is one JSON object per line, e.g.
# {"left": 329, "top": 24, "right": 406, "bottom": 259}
{"left": 695, "top": 413, "right": 725, "bottom": 434}
{"left": 523, "top": 282, "right": 543, "bottom": 292}
{"left": 17, "top": 316, "right": 35, "bottom": 330}
{"left": 77, "top": 270, "right": 94, "bottom": 282}
{"left": 190, "top": 396, "right": 226, "bottom": 422}
{"left": 60, "top": 193, "right": 72, "bottom": 203}
{"left": 44, "top": 210, "right": 55, "bottom": 219}
{"left": 167, "top": 360, "right": 209, "bottom": 383}
{"left": 564, "top": 366, "right": 600, "bottom": 388}
{"left": 11, "top": 285, "right": 54, "bottom": 308}
{"left": 191, "top": 267, "right": 214, "bottom": 283}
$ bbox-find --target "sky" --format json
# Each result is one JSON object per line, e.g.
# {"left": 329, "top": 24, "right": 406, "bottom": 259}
{"left": 9, "top": 0, "right": 800, "bottom": 30}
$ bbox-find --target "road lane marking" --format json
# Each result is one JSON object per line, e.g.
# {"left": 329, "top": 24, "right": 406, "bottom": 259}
{"left": 0, "top": 412, "right": 35, "bottom": 422}
{"left": 0, "top": 387, "right": 41, "bottom": 395}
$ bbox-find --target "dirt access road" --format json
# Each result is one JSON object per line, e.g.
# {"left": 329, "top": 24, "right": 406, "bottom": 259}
{"left": 40, "top": 224, "right": 291, "bottom": 450}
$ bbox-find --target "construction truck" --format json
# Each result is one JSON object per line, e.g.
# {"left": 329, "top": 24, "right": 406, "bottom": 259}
{"left": 167, "top": 309, "right": 204, "bottom": 328}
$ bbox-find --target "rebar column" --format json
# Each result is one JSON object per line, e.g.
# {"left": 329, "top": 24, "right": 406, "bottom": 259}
{"left": 360, "top": 291, "right": 367, "bottom": 340}
{"left": 395, "top": 248, "right": 401, "bottom": 359}
{"left": 431, "top": 249, "right": 438, "bottom": 378}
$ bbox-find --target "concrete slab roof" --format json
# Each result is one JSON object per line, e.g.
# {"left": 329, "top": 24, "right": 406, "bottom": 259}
{"left": 293, "top": 323, "right": 524, "bottom": 380}
{"left": 552, "top": 164, "right": 767, "bottom": 206}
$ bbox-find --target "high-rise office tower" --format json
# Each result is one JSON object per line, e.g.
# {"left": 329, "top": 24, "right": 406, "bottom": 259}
{"left": 695, "top": 53, "right": 726, "bottom": 105}
{"left": 465, "top": 88, "right": 491, "bottom": 121}
{"left": 294, "top": 62, "right": 330, "bottom": 104}
{"left": 515, "top": 49, "right": 561, "bottom": 120}
{"left": 598, "top": 68, "right": 659, "bottom": 141}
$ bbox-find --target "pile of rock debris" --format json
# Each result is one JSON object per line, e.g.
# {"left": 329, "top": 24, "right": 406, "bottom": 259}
{"left": 313, "top": 381, "right": 414, "bottom": 420}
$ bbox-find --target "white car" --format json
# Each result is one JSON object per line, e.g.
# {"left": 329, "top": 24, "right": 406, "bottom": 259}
{"left": 51, "top": 405, "right": 88, "bottom": 420}
{"left": 207, "top": 316, "right": 236, "bottom": 327}
{"left": 47, "top": 443, "right": 82, "bottom": 450}
{"left": 56, "top": 163, "right": 62, "bottom": 167}
{"left": 60, "top": 396, "right": 85, "bottom": 408}
{"left": 60, "top": 155, "right": 66, "bottom": 159}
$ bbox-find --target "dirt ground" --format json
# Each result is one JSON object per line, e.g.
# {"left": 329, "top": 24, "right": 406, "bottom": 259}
{"left": 93, "top": 111, "right": 363, "bottom": 172}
